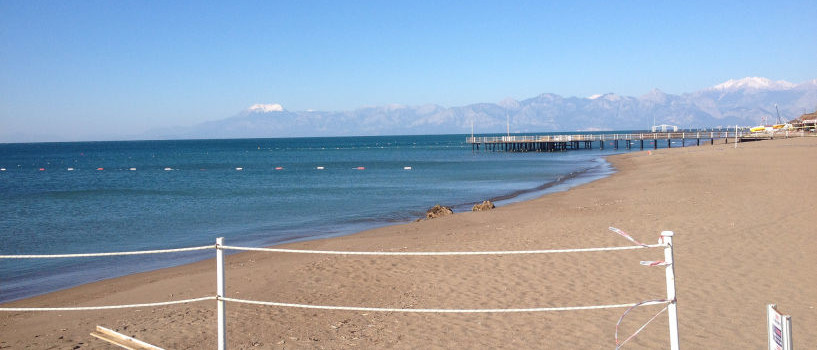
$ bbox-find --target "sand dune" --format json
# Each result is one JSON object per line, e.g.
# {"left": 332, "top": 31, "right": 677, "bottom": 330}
{"left": 2, "top": 136, "right": 816, "bottom": 349}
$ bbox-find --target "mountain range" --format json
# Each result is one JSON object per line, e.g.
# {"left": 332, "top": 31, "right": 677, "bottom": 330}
{"left": 149, "top": 77, "right": 817, "bottom": 139}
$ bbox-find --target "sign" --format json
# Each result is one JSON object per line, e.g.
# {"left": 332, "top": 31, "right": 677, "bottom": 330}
{"left": 767, "top": 304, "right": 792, "bottom": 350}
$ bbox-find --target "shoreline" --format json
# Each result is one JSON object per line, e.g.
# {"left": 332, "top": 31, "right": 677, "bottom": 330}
{"left": 2, "top": 137, "right": 817, "bottom": 349}
{"left": 483, "top": 157, "right": 613, "bottom": 207}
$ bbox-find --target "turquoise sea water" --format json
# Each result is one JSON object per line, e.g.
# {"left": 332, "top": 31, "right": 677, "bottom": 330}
{"left": 0, "top": 134, "right": 671, "bottom": 302}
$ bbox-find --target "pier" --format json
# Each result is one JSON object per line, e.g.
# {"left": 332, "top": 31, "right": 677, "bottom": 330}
{"left": 467, "top": 132, "right": 747, "bottom": 152}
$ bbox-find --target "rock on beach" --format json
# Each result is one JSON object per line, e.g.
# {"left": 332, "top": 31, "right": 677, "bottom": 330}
{"left": 472, "top": 200, "right": 495, "bottom": 211}
{"left": 424, "top": 204, "right": 453, "bottom": 219}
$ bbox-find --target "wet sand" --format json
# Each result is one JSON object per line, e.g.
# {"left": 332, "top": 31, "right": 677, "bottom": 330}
{"left": 2, "top": 136, "right": 816, "bottom": 349}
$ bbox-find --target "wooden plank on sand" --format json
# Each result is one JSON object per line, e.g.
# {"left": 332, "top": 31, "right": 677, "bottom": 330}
{"left": 90, "top": 325, "right": 164, "bottom": 350}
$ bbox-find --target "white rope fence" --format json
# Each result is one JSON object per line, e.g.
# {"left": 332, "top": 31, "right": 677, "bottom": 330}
{"left": 219, "top": 296, "right": 670, "bottom": 313}
{"left": 0, "top": 297, "right": 216, "bottom": 312}
{"left": 0, "top": 228, "right": 680, "bottom": 350}
{"left": 218, "top": 243, "right": 663, "bottom": 255}
{"left": 615, "top": 299, "right": 672, "bottom": 349}
{"left": 0, "top": 245, "right": 215, "bottom": 259}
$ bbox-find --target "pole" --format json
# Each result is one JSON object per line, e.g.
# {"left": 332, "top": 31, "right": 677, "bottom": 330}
{"left": 768, "top": 304, "right": 775, "bottom": 350}
{"left": 784, "top": 314, "right": 793, "bottom": 350}
{"left": 735, "top": 125, "right": 739, "bottom": 148}
{"left": 217, "top": 237, "right": 226, "bottom": 350}
{"left": 661, "top": 231, "right": 680, "bottom": 350}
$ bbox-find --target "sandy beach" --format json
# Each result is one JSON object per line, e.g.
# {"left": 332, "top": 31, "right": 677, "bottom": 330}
{"left": 2, "top": 136, "right": 816, "bottom": 349}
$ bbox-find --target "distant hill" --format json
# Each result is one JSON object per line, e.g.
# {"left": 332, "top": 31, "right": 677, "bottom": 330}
{"left": 147, "top": 77, "right": 817, "bottom": 139}
{"left": 797, "top": 111, "right": 817, "bottom": 121}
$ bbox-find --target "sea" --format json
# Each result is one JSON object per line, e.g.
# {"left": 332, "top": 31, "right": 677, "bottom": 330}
{"left": 0, "top": 133, "right": 674, "bottom": 302}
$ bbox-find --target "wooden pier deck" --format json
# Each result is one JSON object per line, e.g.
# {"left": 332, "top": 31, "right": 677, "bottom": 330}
{"left": 467, "top": 132, "right": 746, "bottom": 152}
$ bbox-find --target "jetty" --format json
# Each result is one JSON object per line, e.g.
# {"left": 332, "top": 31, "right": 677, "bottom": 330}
{"left": 466, "top": 131, "right": 790, "bottom": 152}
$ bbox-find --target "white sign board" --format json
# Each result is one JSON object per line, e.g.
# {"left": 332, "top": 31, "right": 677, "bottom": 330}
{"left": 767, "top": 304, "right": 792, "bottom": 350}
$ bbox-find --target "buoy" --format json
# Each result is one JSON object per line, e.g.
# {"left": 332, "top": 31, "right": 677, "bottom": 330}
{"left": 355, "top": 166, "right": 365, "bottom": 170}
{"left": 97, "top": 168, "right": 104, "bottom": 171}
{"left": 275, "top": 166, "right": 283, "bottom": 170}
{"left": 403, "top": 166, "right": 412, "bottom": 170}
{"left": 235, "top": 167, "right": 243, "bottom": 171}
{"left": 316, "top": 166, "right": 325, "bottom": 170}
{"left": 39, "top": 168, "right": 45, "bottom": 171}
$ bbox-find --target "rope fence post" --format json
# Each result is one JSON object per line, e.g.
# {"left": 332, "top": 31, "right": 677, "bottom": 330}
{"left": 661, "top": 231, "right": 680, "bottom": 350}
{"left": 216, "top": 237, "right": 226, "bottom": 350}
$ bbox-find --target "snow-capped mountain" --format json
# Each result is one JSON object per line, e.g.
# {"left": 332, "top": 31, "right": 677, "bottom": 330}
{"left": 710, "top": 77, "right": 797, "bottom": 91}
{"left": 247, "top": 103, "right": 284, "bottom": 112}
{"left": 148, "top": 77, "right": 817, "bottom": 139}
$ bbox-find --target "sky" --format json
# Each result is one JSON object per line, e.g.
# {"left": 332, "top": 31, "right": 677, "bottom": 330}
{"left": 2, "top": 0, "right": 816, "bottom": 142}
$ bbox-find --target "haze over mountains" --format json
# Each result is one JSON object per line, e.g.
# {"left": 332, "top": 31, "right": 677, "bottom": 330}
{"left": 151, "top": 77, "right": 815, "bottom": 139}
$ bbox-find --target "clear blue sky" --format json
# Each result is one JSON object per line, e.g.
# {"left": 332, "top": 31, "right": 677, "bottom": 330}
{"left": 2, "top": 0, "right": 816, "bottom": 141}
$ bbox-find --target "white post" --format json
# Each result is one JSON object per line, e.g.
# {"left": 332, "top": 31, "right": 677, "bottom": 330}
{"left": 767, "top": 304, "right": 793, "bottom": 350}
{"left": 661, "top": 231, "right": 680, "bottom": 350}
{"left": 768, "top": 304, "right": 775, "bottom": 350}
{"left": 784, "top": 314, "right": 793, "bottom": 350}
{"left": 217, "top": 237, "right": 226, "bottom": 350}
{"left": 735, "top": 125, "right": 739, "bottom": 148}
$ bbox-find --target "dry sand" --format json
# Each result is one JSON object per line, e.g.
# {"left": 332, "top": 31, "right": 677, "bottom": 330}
{"left": 2, "top": 136, "right": 816, "bottom": 349}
